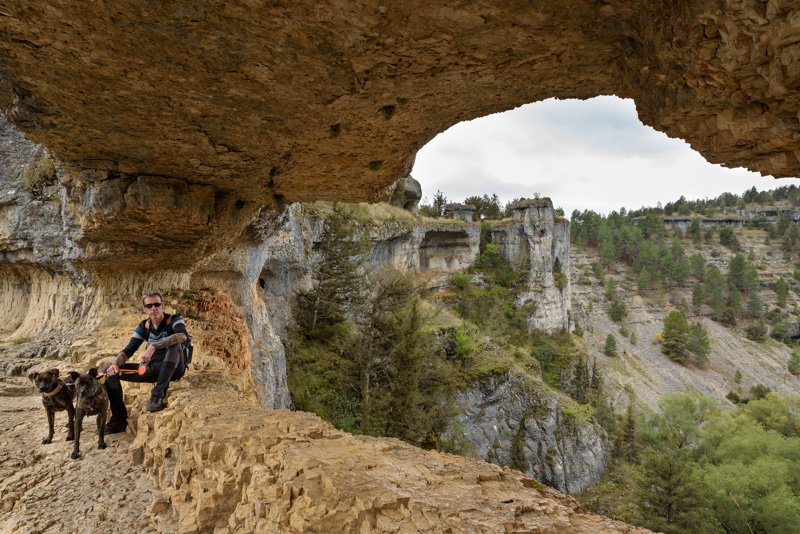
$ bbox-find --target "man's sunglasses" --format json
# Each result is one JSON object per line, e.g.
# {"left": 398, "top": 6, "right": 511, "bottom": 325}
{"left": 144, "top": 302, "right": 163, "bottom": 309}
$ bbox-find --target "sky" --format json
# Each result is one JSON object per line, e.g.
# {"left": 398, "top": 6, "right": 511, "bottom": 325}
{"left": 411, "top": 96, "right": 800, "bottom": 217}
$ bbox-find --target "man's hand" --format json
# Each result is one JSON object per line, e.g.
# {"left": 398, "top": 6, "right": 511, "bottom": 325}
{"left": 107, "top": 363, "right": 121, "bottom": 375}
{"left": 141, "top": 345, "right": 156, "bottom": 363}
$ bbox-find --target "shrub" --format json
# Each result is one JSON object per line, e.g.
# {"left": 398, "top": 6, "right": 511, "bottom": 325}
{"left": 449, "top": 272, "right": 470, "bottom": 290}
{"left": 744, "top": 320, "right": 767, "bottom": 342}
{"left": 23, "top": 157, "right": 57, "bottom": 199}
{"left": 788, "top": 353, "right": 800, "bottom": 375}
{"left": 603, "top": 334, "right": 618, "bottom": 356}
{"left": 609, "top": 298, "right": 627, "bottom": 323}
{"left": 749, "top": 383, "right": 771, "bottom": 400}
{"left": 770, "top": 321, "right": 790, "bottom": 343}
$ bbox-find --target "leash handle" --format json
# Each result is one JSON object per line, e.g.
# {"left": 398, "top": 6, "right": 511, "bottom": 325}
{"left": 96, "top": 370, "right": 138, "bottom": 377}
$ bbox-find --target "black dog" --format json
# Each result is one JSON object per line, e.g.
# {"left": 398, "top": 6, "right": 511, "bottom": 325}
{"left": 70, "top": 368, "right": 109, "bottom": 459}
{"left": 28, "top": 368, "right": 76, "bottom": 444}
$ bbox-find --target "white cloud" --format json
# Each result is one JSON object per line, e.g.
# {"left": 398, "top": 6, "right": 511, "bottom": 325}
{"left": 412, "top": 96, "right": 798, "bottom": 216}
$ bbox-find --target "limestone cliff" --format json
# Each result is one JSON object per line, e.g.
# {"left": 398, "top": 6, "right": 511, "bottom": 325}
{"left": 456, "top": 371, "right": 608, "bottom": 495}
{"left": 490, "top": 199, "right": 572, "bottom": 333}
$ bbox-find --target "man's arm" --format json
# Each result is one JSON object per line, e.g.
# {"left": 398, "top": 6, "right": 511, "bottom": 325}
{"left": 109, "top": 323, "right": 147, "bottom": 373}
{"left": 149, "top": 332, "right": 187, "bottom": 350}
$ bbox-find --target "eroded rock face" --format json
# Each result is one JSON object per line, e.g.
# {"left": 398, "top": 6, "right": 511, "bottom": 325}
{"left": 2, "top": 1, "right": 800, "bottom": 265}
{"left": 491, "top": 199, "right": 572, "bottom": 333}
{"left": 456, "top": 371, "right": 609, "bottom": 495}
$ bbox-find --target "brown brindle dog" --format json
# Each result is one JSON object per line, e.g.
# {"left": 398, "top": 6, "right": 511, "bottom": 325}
{"left": 28, "top": 368, "right": 76, "bottom": 444}
{"left": 70, "top": 368, "right": 109, "bottom": 459}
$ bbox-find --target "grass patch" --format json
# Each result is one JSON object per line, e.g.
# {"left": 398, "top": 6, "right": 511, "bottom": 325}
{"left": 23, "top": 157, "right": 57, "bottom": 199}
{"left": 12, "top": 336, "right": 31, "bottom": 345}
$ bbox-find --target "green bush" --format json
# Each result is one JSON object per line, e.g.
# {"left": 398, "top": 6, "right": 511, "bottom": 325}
{"left": 789, "top": 353, "right": 800, "bottom": 374}
{"left": 22, "top": 157, "right": 57, "bottom": 199}
{"left": 744, "top": 320, "right": 767, "bottom": 342}
{"left": 449, "top": 272, "right": 470, "bottom": 289}
{"left": 603, "top": 334, "right": 618, "bottom": 356}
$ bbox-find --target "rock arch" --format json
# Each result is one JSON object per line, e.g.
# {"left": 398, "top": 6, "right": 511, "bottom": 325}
{"left": 1, "top": 2, "right": 798, "bottom": 261}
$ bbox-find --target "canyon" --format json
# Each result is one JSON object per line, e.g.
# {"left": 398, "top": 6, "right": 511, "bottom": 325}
{"left": 4, "top": 1, "right": 800, "bottom": 531}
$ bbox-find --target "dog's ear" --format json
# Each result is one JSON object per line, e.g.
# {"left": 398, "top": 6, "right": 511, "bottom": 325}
{"left": 28, "top": 372, "right": 38, "bottom": 383}
{"left": 45, "top": 368, "right": 59, "bottom": 377}
{"left": 88, "top": 368, "right": 98, "bottom": 378}
{"left": 67, "top": 371, "right": 80, "bottom": 382}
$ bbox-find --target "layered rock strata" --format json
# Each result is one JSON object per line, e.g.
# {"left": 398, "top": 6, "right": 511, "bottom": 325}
{"left": 490, "top": 199, "right": 572, "bottom": 332}
{"left": 3, "top": 1, "right": 800, "bottom": 265}
{"left": 456, "top": 371, "right": 608, "bottom": 495}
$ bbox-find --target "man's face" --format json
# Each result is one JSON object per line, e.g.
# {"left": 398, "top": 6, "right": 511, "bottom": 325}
{"left": 142, "top": 295, "right": 164, "bottom": 323}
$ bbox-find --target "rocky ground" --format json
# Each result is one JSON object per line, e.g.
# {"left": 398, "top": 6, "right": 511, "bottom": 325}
{"left": 0, "top": 374, "right": 173, "bottom": 534}
{"left": 0, "top": 291, "right": 654, "bottom": 534}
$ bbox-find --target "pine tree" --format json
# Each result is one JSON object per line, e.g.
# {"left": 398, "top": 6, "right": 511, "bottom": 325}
{"left": 637, "top": 270, "right": 651, "bottom": 294}
{"left": 593, "top": 262, "right": 605, "bottom": 284}
{"left": 590, "top": 358, "right": 602, "bottom": 393}
{"left": 603, "top": 334, "right": 618, "bottom": 356}
{"left": 775, "top": 278, "right": 788, "bottom": 308}
{"left": 674, "top": 257, "right": 690, "bottom": 284}
{"left": 346, "top": 269, "right": 454, "bottom": 444}
{"left": 608, "top": 298, "right": 627, "bottom": 323}
{"left": 634, "top": 394, "right": 717, "bottom": 534}
{"left": 572, "top": 358, "right": 590, "bottom": 404}
{"left": 605, "top": 277, "right": 618, "bottom": 301}
{"left": 689, "top": 253, "right": 706, "bottom": 279}
{"left": 745, "top": 290, "right": 762, "bottom": 318}
{"left": 297, "top": 203, "right": 369, "bottom": 339}
{"left": 691, "top": 282, "right": 705, "bottom": 310}
{"left": 688, "top": 322, "right": 711, "bottom": 367}
{"left": 782, "top": 223, "right": 800, "bottom": 253}
{"left": 728, "top": 287, "right": 744, "bottom": 315}
{"left": 709, "top": 286, "right": 724, "bottom": 312}
{"left": 619, "top": 401, "right": 639, "bottom": 462}
{"left": 432, "top": 190, "right": 448, "bottom": 217}
{"left": 688, "top": 218, "right": 702, "bottom": 243}
{"left": 662, "top": 310, "right": 690, "bottom": 363}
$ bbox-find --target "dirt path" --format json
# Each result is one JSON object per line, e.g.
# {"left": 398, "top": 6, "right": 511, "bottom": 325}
{"left": 0, "top": 373, "right": 174, "bottom": 534}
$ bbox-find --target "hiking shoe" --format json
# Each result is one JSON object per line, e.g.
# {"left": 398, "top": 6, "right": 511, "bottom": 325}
{"left": 98, "top": 418, "right": 127, "bottom": 435}
{"left": 146, "top": 396, "right": 166, "bottom": 412}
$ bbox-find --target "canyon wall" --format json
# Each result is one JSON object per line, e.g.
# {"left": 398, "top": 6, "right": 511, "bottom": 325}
{"left": 490, "top": 199, "right": 572, "bottom": 333}
{"left": 456, "top": 371, "right": 608, "bottom": 495}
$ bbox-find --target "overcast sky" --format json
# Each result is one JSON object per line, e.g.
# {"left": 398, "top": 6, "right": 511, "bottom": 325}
{"left": 412, "top": 96, "right": 800, "bottom": 217}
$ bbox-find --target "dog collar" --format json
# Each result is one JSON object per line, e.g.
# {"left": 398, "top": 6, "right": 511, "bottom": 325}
{"left": 44, "top": 381, "right": 63, "bottom": 397}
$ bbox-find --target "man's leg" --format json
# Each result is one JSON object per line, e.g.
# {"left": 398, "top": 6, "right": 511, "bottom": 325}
{"left": 146, "top": 345, "right": 185, "bottom": 412}
{"left": 100, "top": 363, "right": 139, "bottom": 434}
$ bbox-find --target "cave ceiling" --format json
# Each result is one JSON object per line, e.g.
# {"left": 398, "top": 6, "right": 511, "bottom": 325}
{"left": 1, "top": 0, "right": 800, "bottom": 266}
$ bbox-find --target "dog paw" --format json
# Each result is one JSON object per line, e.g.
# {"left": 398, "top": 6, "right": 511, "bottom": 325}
{"left": 66, "top": 436, "right": 74, "bottom": 442}
{"left": 98, "top": 442, "right": 107, "bottom": 450}
{"left": 42, "top": 438, "right": 52, "bottom": 445}
{"left": 70, "top": 451, "right": 79, "bottom": 460}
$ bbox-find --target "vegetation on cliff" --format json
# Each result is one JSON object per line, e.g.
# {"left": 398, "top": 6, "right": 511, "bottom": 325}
{"left": 286, "top": 201, "right": 599, "bottom": 457}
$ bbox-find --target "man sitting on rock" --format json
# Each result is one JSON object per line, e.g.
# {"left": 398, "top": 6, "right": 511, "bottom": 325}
{"left": 101, "top": 291, "right": 189, "bottom": 434}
